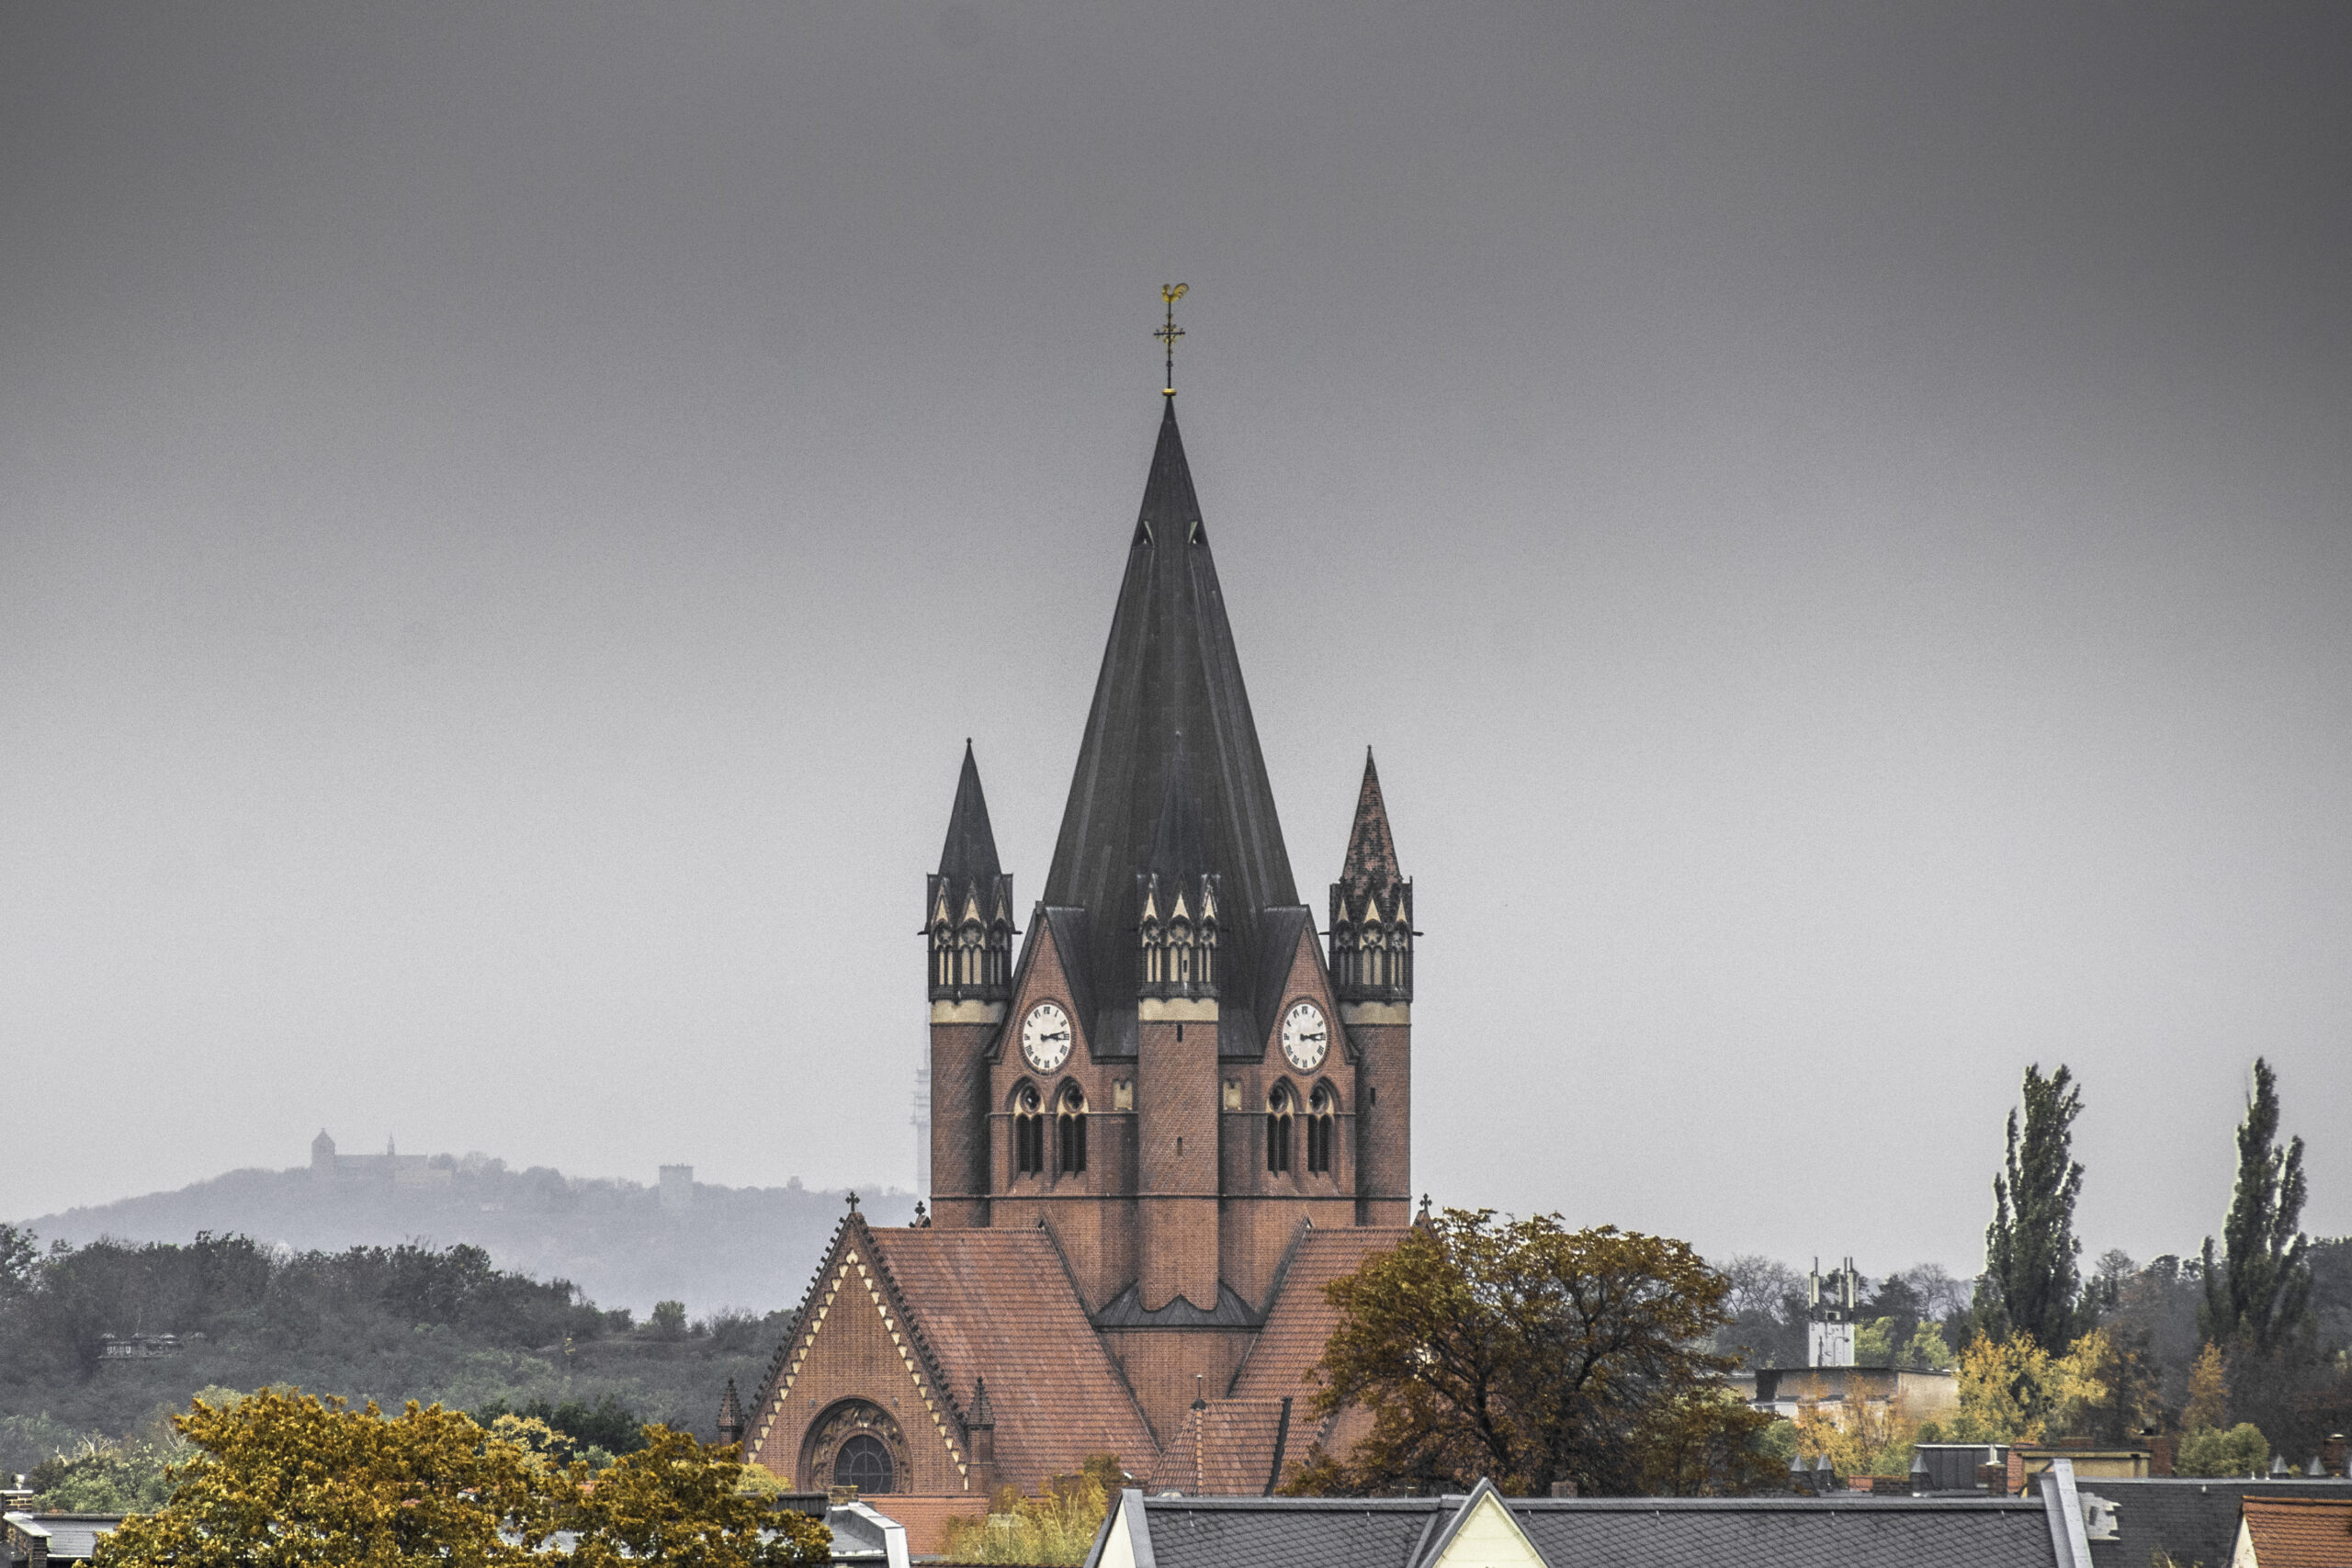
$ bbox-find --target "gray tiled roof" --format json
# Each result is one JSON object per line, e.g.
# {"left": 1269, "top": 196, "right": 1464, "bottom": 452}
{"left": 6, "top": 1514, "right": 125, "bottom": 1562}
{"left": 1516, "top": 1497, "right": 2060, "bottom": 1568}
{"left": 2079, "top": 1477, "right": 2352, "bottom": 1568}
{"left": 1104, "top": 1493, "right": 2064, "bottom": 1568}
{"left": 1140, "top": 1496, "right": 1435, "bottom": 1568}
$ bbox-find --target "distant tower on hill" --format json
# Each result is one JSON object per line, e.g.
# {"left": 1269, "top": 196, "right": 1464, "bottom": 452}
{"left": 660, "top": 1164, "right": 695, "bottom": 1213}
{"left": 311, "top": 1129, "right": 336, "bottom": 1180}
{"left": 1807, "top": 1256, "right": 1863, "bottom": 1367}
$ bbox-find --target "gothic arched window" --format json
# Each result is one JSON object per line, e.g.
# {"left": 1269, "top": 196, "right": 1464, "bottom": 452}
{"left": 1306, "top": 1083, "right": 1336, "bottom": 1174}
{"left": 1057, "top": 1083, "right": 1088, "bottom": 1176}
{"left": 833, "top": 1433, "right": 893, "bottom": 1494}
{"left": 1266, "top": 1085, "right": 1294, "bottom": 1175}
{"left": 1014, "top": 1085, "right": 1045, "bottom": 1176}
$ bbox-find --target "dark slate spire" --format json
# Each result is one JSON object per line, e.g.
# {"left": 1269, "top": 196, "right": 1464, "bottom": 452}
{"left": 1046, "top": 400, "right": 1297, "bottom": 1021}
{"left": 1338, "top": 748, "right": 1400, "bottom": 897}
{"left": 1132, "top": 396, "right": 1205, "bottom": 547}
{"left": 929, "top": 742, "right": 1015, "bottom": 1002}
{"left": 1148, "top": 739, "right": 1212, "bottom": 883}
{"left": 1139, "top": 741, "right": 1222, "bottom": 1000}
{"left": 938, "top": 741, "right": 1002, "bottom": 886}
{"left": 1330, "top": 748, "right": 1412, "bottom": 1004}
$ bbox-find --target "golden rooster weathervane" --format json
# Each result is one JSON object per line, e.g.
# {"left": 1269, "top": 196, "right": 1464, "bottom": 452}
{"left": 1156, "top": 283, "right": 1188, "bottom": 395}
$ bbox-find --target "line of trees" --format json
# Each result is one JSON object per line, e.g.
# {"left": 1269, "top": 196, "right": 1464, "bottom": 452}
{"left": 1959, "top": 1055, "right": 2347, "bottom": 1467}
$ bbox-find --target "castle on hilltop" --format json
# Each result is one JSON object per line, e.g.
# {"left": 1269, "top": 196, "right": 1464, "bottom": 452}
{"left": 310, "top": 1129, "right": 450, "bottom": 1188}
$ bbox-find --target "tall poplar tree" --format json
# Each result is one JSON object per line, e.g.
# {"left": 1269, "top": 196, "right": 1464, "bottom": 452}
{"left": 1974, "top": 1064, "right": 2085, "bottom": 1352}
{"left": 2199, "top": 1057, "right": 2311, "bottom": 1354}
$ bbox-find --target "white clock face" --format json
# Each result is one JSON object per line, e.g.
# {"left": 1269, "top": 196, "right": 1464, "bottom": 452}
{"left": 1020, "top": 1002, "right": 1074, "bottom": 1073}
{"left": 1280, "top": 1001, "right": 1329, "bottom": 1072}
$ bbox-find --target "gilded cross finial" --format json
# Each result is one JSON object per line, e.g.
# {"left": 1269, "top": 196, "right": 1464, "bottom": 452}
{"left": 1155, "top": 283, "right": 1188, "bottom": 395}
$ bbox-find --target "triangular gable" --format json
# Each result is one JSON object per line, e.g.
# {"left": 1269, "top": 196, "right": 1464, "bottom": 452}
{"left": 1414, "top": 1480, "right": 1547, "bottom": 1568}
{"left": 1001, "top": 901, "right": 1097, "bottom": 1060}
{"left": 748, "top": 1212, "right": 978, "bottom": 1491}
{"left": 1248, "top": 907, "right": 1339, "bottom": 1063}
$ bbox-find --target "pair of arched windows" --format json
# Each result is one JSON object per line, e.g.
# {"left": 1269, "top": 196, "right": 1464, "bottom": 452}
{"left": 1014, "top": 1084, "right": 1086, "bottom": 1177}
{"left": 1266, "top": 1084, "right": 1337, "bottom": 1175}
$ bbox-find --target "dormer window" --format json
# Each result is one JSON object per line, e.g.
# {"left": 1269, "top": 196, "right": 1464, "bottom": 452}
{"left": 1014, "top": 1086, "right": 1046, "bottom": 1176}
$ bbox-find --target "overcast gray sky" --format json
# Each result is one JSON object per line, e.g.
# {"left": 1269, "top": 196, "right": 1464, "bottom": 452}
{"left": 5, "top": 2, "right": 2347, "bottom": 1285}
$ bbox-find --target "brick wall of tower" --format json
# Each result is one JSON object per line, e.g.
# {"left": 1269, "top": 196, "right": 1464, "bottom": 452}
{"left": 1216, "top": 923, "right": 1363, "bottom": 1304}
{"left": 929, "top": 1009, "right": 1001, "bottom": 1228}
{"left": 1347, "top": 1010, "right": 1411, "bottom": 1227}
{"left": 1136, "top": 1010, "right": 1220, "bottom": 1312}
{"left": 1098, "top": 1327, "right": 1256, "bottom": 1444}
{"left": 987, "top": 923, "right": 1143, "bottom": 1306}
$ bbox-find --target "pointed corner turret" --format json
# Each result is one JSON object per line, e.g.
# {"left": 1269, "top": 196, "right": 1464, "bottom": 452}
{"left": 1331, "top": 749, "right": 1412, "bottom": 1004}
{"left": 938, "top": 739, "right": 1002, "bottom": 887}
{"left": 966, "top": 1373, "right": 1001, "bottom": 1496}
{"left": 928, "top": 741, "right": 1015, "bottom": 1003}
{"left": 1138, "top": 740, "right": 1221, "bottom": 1001}
{"left": 967, "top": 1375, "right": 995, "bottom": 1429}
{"left": 716, "top": 1377, "right": 744, "bottom": 1449}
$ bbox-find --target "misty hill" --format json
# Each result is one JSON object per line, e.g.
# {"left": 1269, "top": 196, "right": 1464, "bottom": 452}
{"left": 18, "top": 1152, "right": 916, "bottom": 1317}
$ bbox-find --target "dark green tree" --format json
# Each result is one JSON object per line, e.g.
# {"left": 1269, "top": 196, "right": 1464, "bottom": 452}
{"left": 1974, "top": 1064, "right": 2085, "bottom": 1352}
{"left": 2199, "top": 1057, "right": 2311, "bottom": 1355}
{"left": 1288, "top": 1209, "right": 1777, "bottom": 1497}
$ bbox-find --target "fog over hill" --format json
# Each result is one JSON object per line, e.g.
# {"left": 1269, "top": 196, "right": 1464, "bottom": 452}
{"left": 17, "top": 1145, "right": 917, "bottom": 1316}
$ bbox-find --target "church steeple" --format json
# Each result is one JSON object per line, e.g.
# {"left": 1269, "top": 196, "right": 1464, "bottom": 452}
{"left": 1331, "top": 749, "right": 1411, "bottom": 1003}
{"left": 1045, "top": 400, "right": 1296, "bottom": 1029}
{"left": 928, "top": 742, "right": 1014, "bottom": 1002}
{"left": 1137, "top": 740, "right": 1220, "bottom": 1000}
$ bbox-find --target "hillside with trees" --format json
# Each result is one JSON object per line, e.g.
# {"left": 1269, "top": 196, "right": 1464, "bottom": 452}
{"left": 15, "top": 1151, "right": 912, "bottom": 1317}
{"left": 0, "top": 1227, "right": 806, "bottom": 1493}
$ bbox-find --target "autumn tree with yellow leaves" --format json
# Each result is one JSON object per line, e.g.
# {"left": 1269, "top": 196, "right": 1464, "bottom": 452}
{"left": 93, "top": 1387, "right": 828, "bottom": 1568}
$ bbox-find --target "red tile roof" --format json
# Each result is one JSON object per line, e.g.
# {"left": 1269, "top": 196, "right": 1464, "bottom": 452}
{"left": 868, "top": 1226, "right": 1159, "bottom": 1491}
{"left": 1229, "top": 1227, "right": 1408, "bottom": 1418}
{"left": 2242, "top": 1495, "right": 2352, "bottom": 1568}
{"left": 1147, "top": 1399, "right": 1295, "bottom": 1496}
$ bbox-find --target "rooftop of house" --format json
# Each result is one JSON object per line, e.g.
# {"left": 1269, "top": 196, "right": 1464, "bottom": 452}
{"left": 2077, "top": 1478, "right": 2352, "bottom": 1568}
{"left": 1086, "top": 1484, "right": 2071, "bottom": 1568}
{"left": 2236, "top": 1493, "right": 2352, "bottom": 1568}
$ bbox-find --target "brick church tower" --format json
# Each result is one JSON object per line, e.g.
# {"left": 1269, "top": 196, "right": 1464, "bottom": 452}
{"left": 743, "top": 388, "right": 1417, "bottom": 1541}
